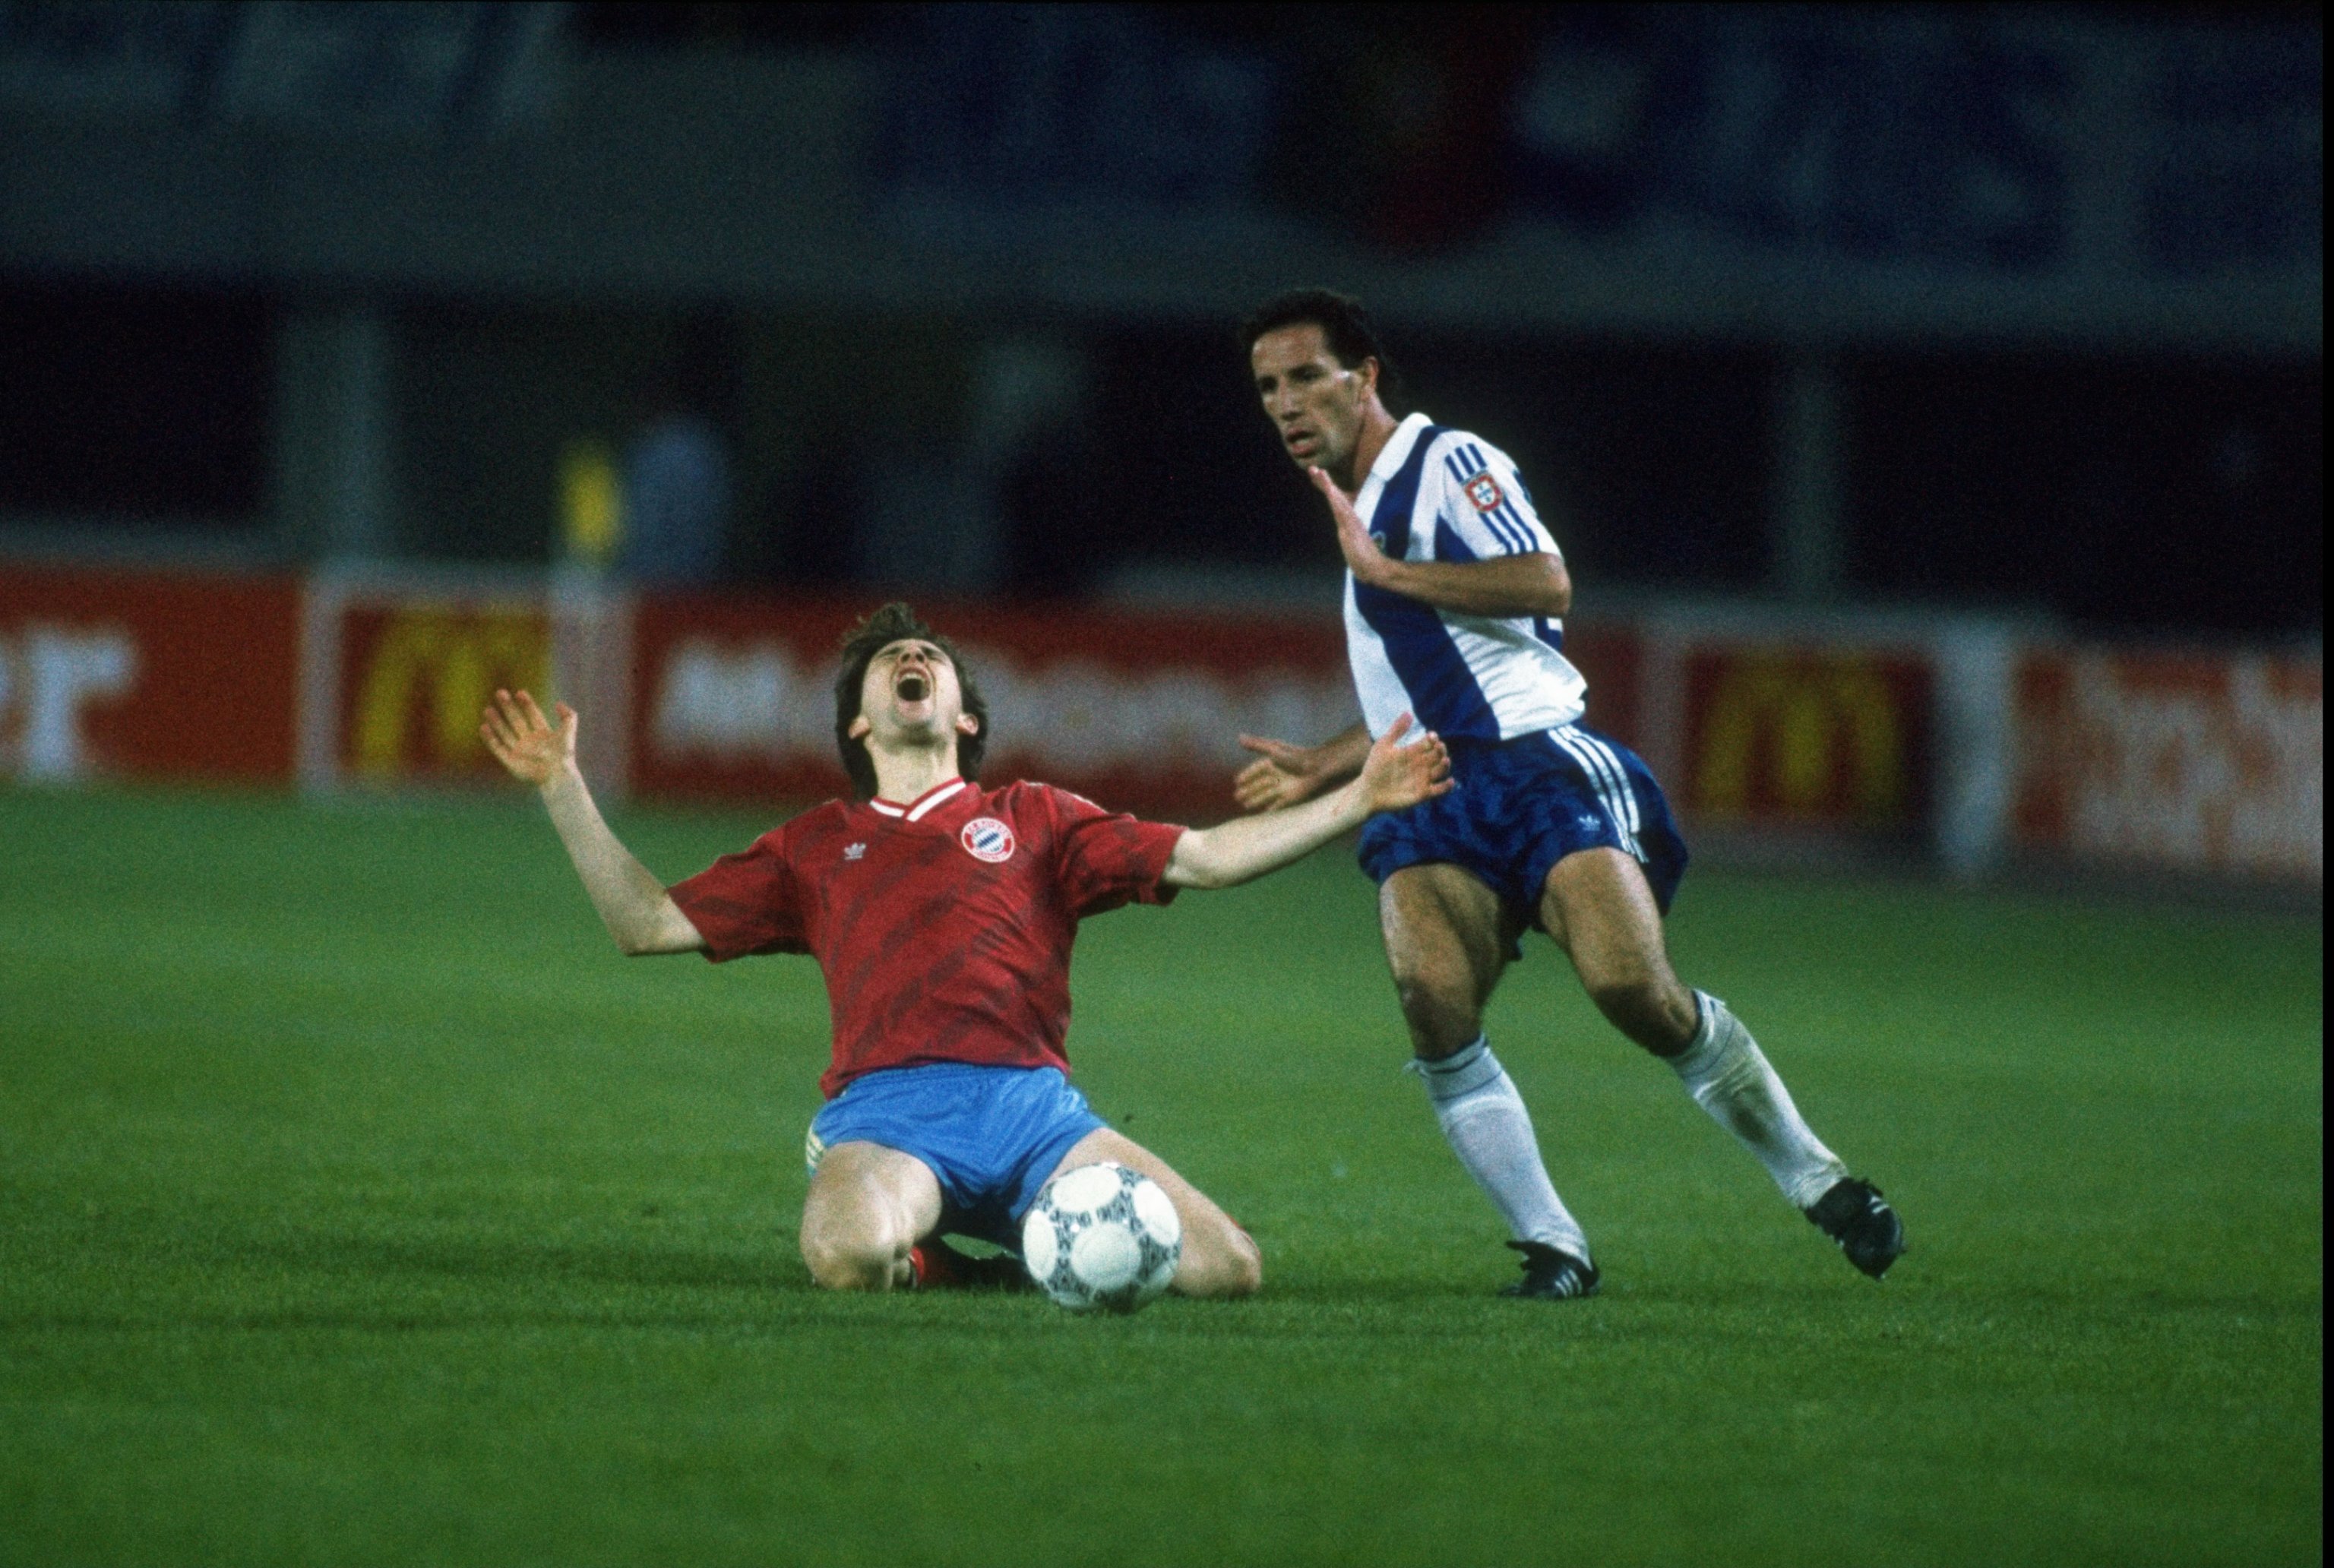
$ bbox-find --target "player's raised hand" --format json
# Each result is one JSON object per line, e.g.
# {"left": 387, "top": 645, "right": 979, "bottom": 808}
{"left": 480, "top": 689, "right": 577, "bottom": 789}
{"left": 1234, "top": 734, "right": 1335, "bottom": 813}
{"left": 1355, "top": 713, "right": 1451, "bottom": 814}
{"left": 1308, "top": 466, "right": 1391, "bottom": 586}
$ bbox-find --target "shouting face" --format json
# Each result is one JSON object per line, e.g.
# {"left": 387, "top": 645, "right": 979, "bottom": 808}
{"left": 847, "top": 637, "right": 979, "bottom": 757}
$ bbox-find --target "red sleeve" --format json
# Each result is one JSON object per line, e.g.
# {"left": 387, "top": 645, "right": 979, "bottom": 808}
{"left": 1033, "top": 784, "right": 1186, "bottom": 917}
{"left": 666, "top": 828, "right": 809, "bottom": 961}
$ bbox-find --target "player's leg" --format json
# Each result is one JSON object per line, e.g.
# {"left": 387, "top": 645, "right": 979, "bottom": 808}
{"left": 1538, "top": 847, "right": 1901, "bottom": 1275}
{"left": 1380, "top": 864, "right": 1596, "bottom": 1288}
{"left": 1535, "top": 847, "right": 1697, "bottom": 1054}
{"left": 799, "top": 1140, "right": 944, "bottom": 1291}
{"left": 1381, "top": 862, "right": 1513, "bottom": 1060}
{"left": 1048, "top": 1127, "right": 1261, "bottom": 1299}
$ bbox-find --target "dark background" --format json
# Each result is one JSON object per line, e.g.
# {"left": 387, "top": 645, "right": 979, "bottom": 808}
{"left": 0, "top": 2, "right": 2320, "bottom": 639}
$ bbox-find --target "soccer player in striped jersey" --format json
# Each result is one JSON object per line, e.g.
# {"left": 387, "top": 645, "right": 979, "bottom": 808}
{"left": 1234, "top": 289, "right": 1904, "bottom": 1296}
{"left": 481, "top": 601, "right": 1450, "bottom": 1297}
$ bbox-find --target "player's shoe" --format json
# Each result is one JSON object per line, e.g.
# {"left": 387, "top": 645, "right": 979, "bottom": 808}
{"left": 1499, "top": 1241, "right": 1601, "bottom": 1300}
{"left": 1805, "top": 1178, "right": 1905, "bottom": 1279}
{"left": 907, "top": 1239, "right": 1035, "bottom": 1292}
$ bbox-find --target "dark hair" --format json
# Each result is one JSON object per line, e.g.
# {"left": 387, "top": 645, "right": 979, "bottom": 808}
{"left": 1239, "top": 287, "right": 1402, "bottom": 406}
{"left": 831, "top": 602, "right": 989, "bottom": 801}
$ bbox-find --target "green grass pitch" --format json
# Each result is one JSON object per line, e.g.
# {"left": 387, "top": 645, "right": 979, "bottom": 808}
{"left": 0, "top": 784, "right": 2320, "bottom": 1566}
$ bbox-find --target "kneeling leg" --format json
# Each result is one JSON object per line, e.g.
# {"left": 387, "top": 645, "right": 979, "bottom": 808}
{"left": 1048, "top": 1129, "right": 1261, "bottom": 1299}
{"left": 799, "top": 1141, "right": 944, "bottom": 1291}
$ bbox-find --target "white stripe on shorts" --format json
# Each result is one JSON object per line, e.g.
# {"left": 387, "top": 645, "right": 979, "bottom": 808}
{"left": 1552, "top": 726, "right": 1644, "bottom": 861}
{"left": 1579, "top": 730, "right": 1643, "bottom": 841}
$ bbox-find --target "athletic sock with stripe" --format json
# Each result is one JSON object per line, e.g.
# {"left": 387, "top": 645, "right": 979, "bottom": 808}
{"left": 1668, "top": 992, "right": 1848, "bottom": 1209}
{"left": 1413, "top": 1037, "right": 1592, "bottom": 1263}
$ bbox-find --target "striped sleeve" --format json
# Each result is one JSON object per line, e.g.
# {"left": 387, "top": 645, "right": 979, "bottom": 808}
{"left": 1428, "top": 436, "right": 1560, "bottom": 562}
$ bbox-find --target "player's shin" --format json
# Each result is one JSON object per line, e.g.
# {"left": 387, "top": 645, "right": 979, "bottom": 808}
{"left": 1668, "top": 993, "right": 1848, "bottom": 1210}
{"left": 1412, "top": 1038, "right": 1591, "bottom": 1264}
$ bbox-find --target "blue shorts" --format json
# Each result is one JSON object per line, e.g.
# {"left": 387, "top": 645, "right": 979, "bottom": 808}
{"left": 805, "top": 1063, "right": 1106, "bottom": 1248}
{"left": 1358, "top": 724, "right": 1689, "bottom": 945}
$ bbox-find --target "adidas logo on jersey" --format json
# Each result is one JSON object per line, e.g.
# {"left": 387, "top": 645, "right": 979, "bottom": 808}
{"left": 843, "top": 842, "right": 867, "bottom": 861}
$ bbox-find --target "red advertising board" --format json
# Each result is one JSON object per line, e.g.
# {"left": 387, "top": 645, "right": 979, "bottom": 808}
{"left": 1675, "top": 644, "right": 1934, "bottom": 835}
{"left": 2014, "top": 649, "right": 2322, "bottom": 880}
{"left": 25, "top": 558, "right": 2311, "bottom": 890}
{"left": 0, "top": 563, "right": 300, "bottom": 785}
{"left": 629, "top": 595, "right": 1363, "bottom": 820}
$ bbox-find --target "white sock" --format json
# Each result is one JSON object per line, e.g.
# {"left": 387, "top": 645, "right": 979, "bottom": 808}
{"left": 1413, "top": 1038, "right": 1591, "bottom": 1263}
{"left": 1668, "top": 992, "right": 1848, "bottom": 1210}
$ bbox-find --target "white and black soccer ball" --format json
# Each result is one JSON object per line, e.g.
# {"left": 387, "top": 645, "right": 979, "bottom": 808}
{"left": 1021, "top": 1161, "right": 1182, "bottom": 1314}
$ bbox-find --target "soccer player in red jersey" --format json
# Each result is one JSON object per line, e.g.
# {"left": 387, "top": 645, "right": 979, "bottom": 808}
{"left": 481, "top": 602, "right": 1450, "bottom": 1298}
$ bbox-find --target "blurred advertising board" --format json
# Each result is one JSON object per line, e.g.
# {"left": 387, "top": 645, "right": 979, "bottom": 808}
{"left": 2013, "top": 650, "right": 2322, "bottom": 882}
{"left": 1609, "top": 607, "right": 1969, "bottom": 861}
{"left": 1672, "top": 645, "right": 1935, "bottom": 840}
{"left": 296, "top": 570, "right": 630, "bottom": 795}
{"left": 631, "top": 594, "right": 1359, "bottom": 821}
{"left": 10, "top": 561, "right": 2317, "bottom": 890}
{"left": 0, "top": 563, "right": 299, "bottom": 785}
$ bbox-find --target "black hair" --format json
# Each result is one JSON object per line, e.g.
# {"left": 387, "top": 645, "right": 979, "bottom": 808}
{"left": 1238, "top": 287, "right": 1403, "bottom": 406}
{"left": 831, "top": 602, "right": 989, "bottom": 801}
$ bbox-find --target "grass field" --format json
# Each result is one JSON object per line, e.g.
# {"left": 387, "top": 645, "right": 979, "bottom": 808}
{"left": 0, "top": 784, "right": 2320, "bottom": 1566}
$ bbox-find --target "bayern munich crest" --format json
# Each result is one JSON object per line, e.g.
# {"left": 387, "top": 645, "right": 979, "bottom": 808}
{"left": 960, "top": 817, "right": 1017, "bottom": 863}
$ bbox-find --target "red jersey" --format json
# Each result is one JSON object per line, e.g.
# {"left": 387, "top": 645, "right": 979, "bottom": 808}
{"left": 667, "top": 777, "right": 1186, "bottom": 1099}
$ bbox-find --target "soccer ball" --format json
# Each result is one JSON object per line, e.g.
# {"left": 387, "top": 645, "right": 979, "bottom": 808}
{"left": 1021, "top": 1162, "right": 1182, "bottom": 1313}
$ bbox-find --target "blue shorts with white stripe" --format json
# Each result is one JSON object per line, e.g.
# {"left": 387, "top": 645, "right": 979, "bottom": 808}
{"left": 1358, "top": 723, "right": 1689, "bottom": 939}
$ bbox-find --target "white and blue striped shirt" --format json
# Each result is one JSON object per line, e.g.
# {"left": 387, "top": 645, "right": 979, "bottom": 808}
{"left": 1343, "top": 412, "right": 1587, "bottom": 743}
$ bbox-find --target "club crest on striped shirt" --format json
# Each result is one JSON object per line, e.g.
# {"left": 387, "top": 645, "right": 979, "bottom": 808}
{"left": 960, "top": 817, "right": 1017, "bottom": 863}
{"left": 1465, "top": 472, "right": 1506, "bottom": 514}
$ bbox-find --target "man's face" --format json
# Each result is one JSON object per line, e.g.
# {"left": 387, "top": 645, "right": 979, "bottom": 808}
{"left": 1251, "top": 323, "right": 1376, "bottom": 476}
{"left": 848, "top": 637, "right": 978, "bottom": 753}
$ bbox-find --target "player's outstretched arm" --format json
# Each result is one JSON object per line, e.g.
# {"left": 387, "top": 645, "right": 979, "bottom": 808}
{"left": 479, "top": 689, "right": 706, "bottom": 956}
{"left": 1232, "top": 721, "right": 1371, "bottom": 814}
{"left": 1166, "top": 715, "right": 1450, "bottom": 890}
{"left": 1310, "top": 466, "right": 1570, "bottom": 618}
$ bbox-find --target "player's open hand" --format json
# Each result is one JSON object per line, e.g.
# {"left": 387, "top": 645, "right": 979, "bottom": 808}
{"left": 480, "top": 689, "right": 577, "bottom": 790}
{"left": 1234, "top": 734, "right": 1336, "bottom": 813}
{"left": 1356, "top": 713, "right": 1451, "bottom": 814}
{"left": 1309, "top": 466, "right": 1391, "bottom": 586}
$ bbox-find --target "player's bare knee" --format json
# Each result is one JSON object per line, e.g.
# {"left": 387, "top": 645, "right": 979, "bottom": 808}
{"left": 1586, "top": 969, "right": 1695, "bottom": 1053}
{"left": 1392, "top": 970, "right": 1480, "bottom": 1057}
{"left": 811, "top": 1244, "right": 900, "bottom": 1292}
{"left": 800, "top": 1218, "right": 903, "bottom": 1292}
{"left": 1211, "top": 1256, "right": 1263, "bottom": 1299}
{"left": 1181, "top": 1224, "right": 1263, "bottom": 1299}
{"left": 1218, "top": 1223, "right": 1263, "bottom": 1297}
{"left": 800, "top": 1234, "right": 863, "bottom": 1291}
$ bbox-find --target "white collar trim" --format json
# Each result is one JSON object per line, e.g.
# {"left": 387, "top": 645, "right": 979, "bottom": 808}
{"left": 906, "top": 779, "right": 968, "bottom": 821}
{"left": 869, "top": 778, "right": 968, "bottom": 822}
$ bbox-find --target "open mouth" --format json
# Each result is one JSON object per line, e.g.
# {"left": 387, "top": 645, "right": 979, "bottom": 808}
{"left": 895, "top": 672, "right": 929, "bottom": 702}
